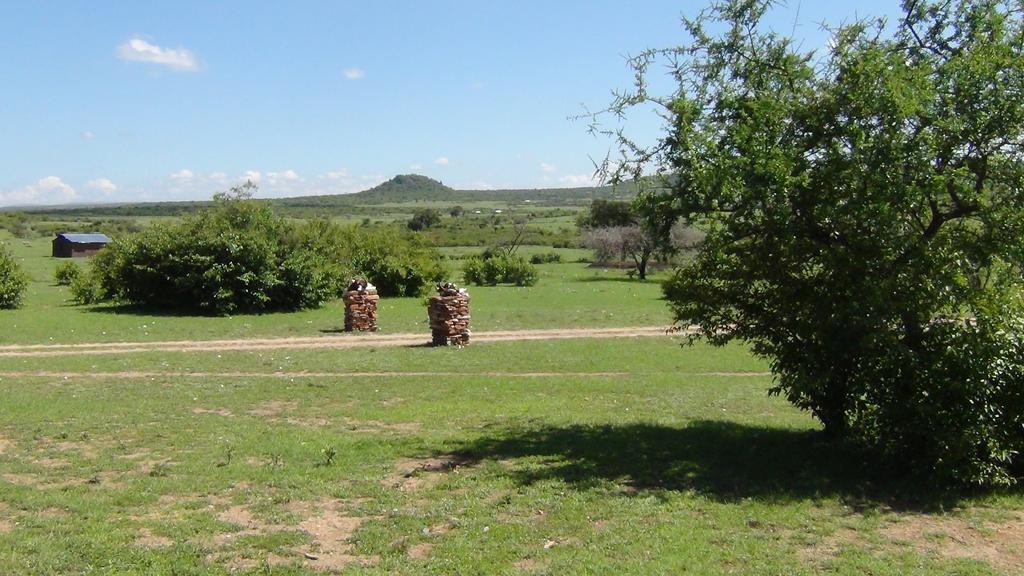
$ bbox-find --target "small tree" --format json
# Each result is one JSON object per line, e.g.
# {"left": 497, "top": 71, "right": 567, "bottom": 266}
{"left": 407, "top": 208, "right": 442, "bottom": 231}
{"left": 581, "top": 226, "right": 656, "bottom": 280}
{"left": 0, "top": 245, "right": 28, "bottom": 309}
{"left": 591, "top": 0, "right": 1024, "bottom": 485}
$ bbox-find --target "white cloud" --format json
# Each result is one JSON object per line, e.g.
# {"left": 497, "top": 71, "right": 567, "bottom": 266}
{"left": 265, "top": 170, "right": 300, "bottom": 187}
{"left": 243, "top": 170, "right": 261, "bottom": 184}
{"left": 117, "top": 37, "right": 200, "bottom": 71}
{"left": 0, "top": 176, "right": 77, "bottom": 206}
{"left": 208, "top": 172, "right": 229, "bottom": 185}
{"left": 170, "top": 169, "right": 195, "bottom": 183}
{"left": 434, "top": 157, "right": 450, "bottom": 166}
{"left": 558, "top": 173, "right": 599, "bottom": 187}
{"left": 87, "top": 178, "right": 118, "bottom": 194}
{"left": 320, "top": 168, "right": 349, "bottom": 180}
{"left": 540, "top": 162, "right": 557, "bottom": 174}
{"left": 37, "top": 176, "right": 77, "bottom": 200}
{"left": 81, "top": 131, "right": 95, "bottom": 140}
{"left": 409, "top": 164, "right": 422, "bottom": 171}
{"left": 343, "top": 67, "right": 366, "bottom": 80}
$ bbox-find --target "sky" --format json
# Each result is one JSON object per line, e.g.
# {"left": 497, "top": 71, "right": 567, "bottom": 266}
{"left": 0, "top": 1, "right": 905, "bottom": 207}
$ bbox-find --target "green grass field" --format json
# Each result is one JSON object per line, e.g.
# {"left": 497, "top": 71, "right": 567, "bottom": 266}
{"left": 1, "top": 237, "right": 1022, "bottom": 575}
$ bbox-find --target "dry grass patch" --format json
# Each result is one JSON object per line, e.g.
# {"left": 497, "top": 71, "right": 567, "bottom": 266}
{"left": 801, "top": 511, "right": 1024, "bottom": 574}
{"left": 0, "top": 435, "right": 14, "bottom": 455}
{"left": 247, "top": 400, "right": 298, "bottom": 417}
{"left": 192, "top": 407, "right": 233, "bottom": 417}
{"left": 407, "top": 542, "right": 433, "bottom": 559}
{"left": 136, "top": 527, "right": 173, "bottom": 548}
{"left": 880, "top": 512, "right": 1024, "bottom": 574}
{"left": 208, "top": 495, "right": 379, "bottom": 572}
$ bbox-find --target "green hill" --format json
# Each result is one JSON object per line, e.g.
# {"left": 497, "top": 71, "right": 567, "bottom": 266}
{"left": 5, "top": 174, "right": 649, "bottom": 219}
{"left": 275, "top": 174, "right": 640, "bottom": 209}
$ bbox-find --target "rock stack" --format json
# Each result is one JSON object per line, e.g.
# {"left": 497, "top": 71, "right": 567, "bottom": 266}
{"left": 343, "top": 278, "right": 379, "bottom": 332}
{"left": 428, "top": 282, "right": 470, "bottom": 346}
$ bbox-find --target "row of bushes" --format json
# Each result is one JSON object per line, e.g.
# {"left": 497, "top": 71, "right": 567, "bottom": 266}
{"left": 66, "top": 187, "right": 448, "bottom": 315}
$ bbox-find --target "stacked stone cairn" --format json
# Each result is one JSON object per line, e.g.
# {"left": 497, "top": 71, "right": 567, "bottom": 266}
{"left": 343, "top": 278, "right": 379, "bottom": 332}
{"left": 428, "top": 282, "right": 471, "bottom": 346}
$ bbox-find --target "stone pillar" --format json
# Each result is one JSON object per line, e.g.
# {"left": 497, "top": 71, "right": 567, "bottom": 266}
{"left": 428, "top": 283, "right": 471, "bottom": 346}
{"left": 343, "top": 279, "right": 379, "bottom": 332}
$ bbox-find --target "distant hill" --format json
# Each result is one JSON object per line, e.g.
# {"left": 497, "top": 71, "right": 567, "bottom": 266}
{"left": 275, "top": 174, "right": 640, "bottom": 209}
{"left": 5, "top": 174, "right": 650, "bottom": 218}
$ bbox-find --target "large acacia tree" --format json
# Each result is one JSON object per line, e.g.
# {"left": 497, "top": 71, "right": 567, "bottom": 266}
{"left": 598, "top": 0, "right": 1024, "bottom": 485}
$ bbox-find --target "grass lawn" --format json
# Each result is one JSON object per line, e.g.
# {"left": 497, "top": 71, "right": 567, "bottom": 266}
{"left": 1, "top": 237, "right": 1022, "bottom": 575}
{"left": 0, "top": 337, "right": 1022, "bottom": 575}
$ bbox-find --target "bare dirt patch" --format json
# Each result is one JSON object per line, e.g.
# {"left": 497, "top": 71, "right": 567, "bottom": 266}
{"left": 386, "top": 454, "right": 473, "bottom": 492}
{"left": 247, "top": 400, "right": 298, "bottom": 417}
{"left": 801, "top": 512, "right": 1024, "bottom": 573}
{"left": 341, "top": 418, "right": 421, "bottom": 434}
{"left": 209, "top": 496, "right": 378, "bottom": 571}
{"left": 513, "top": 558, "right": 545, "bottom": 572}
{"left": 880, "top": 512, "right": 1024, "bottom": 573}
{"left": 407, "top": 542, "right": 433, "bottom": 559}
{"left": 2, "top": 473, "right": 42, "bottom": 487}
{"left": 0, "top": 503, "right": 12, "bottom": 533}
{"left": 0, "top": 436, "right": 14, "bottom": 455}
{"left": 192, "top": 407, "right": 233, "bottom": 417}
{"left": 136, "top": 527, "right": 173, "bottom": 548}
{"left": 297, "top": 499, "right": 377, "bottom": 571}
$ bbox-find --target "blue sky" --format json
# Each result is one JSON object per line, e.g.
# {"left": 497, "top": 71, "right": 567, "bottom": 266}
{"left": 0, "top": 1, "right": 903, "bottom": 206}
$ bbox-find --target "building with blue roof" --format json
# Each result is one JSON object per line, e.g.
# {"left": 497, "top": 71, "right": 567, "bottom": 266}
{"left": 52, "top": 233, "right": 112, "bottom": 258}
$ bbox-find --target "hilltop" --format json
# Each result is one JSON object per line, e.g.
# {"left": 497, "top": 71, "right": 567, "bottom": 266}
{"left": 274, "top": 174, "right": 640, "bottom": 209}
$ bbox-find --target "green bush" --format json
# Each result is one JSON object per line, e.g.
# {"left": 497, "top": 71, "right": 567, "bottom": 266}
{"left": 81, "top": 188, "right": 447, "bottom": 313}
{"left": 529, "top": 252, "right": 562, "bottom": 264}
{"left": 463, "top": 253, "right": 538, "bottom": 287}
{"left": 0, "top": 245, "right": 28, "bottom": 309}
{"left": 54, "top": 261, "right": 83, "bottom": 286}
{"left": 85, "top": 185, "right": 348, "bottom": 314}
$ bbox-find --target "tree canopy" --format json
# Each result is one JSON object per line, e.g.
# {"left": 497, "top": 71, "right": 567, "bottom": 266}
{"left": 598, "top": 0, "right": 1024, "bottom": 485}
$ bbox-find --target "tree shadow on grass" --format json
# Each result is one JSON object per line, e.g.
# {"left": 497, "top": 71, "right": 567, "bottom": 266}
{"left": 443, "top": 420, "right": 1013, "bottom": 511}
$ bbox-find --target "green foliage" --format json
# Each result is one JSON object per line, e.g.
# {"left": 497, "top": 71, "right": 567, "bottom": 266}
{"left": 53, "top": 261, "right": 83, "bottom": 286}
{"left": 578, "top": 199, "right": 636, "bottom": 228}
{"left": 407, "top": 208, "right": 442, "bottom": 231}
{"left": 614, "top": 0, "right": 1024, "bottom": 485}
{"left": 463, "top": 253, "right": 538, "bottom": 287}
{"left": 0, "top": 245, "right": 28, "bottom": 309}
{"left": 341, "top": 227, "right": 447, "bottom": 297}
{"left": 84, "top": 184, "right": 347, "bottom": 314}
{"left": 529, "top": 252, "right": 563, "bottom": 264}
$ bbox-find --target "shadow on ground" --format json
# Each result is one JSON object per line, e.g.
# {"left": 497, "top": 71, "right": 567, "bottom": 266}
{"left": 443, "top": 420, "right": 1011, "bottom": 511}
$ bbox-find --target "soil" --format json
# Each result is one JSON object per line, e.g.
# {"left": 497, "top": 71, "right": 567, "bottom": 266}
{"left": 0, "top": 326, "right": 678, "bottom": 358}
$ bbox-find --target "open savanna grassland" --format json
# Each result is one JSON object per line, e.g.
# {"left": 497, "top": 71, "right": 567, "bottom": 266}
{"left": 1, "top": 238, "right": 1023, "bottom": 575}
{"left": 2, "top": 339, "right": 1023, "bottom": 575}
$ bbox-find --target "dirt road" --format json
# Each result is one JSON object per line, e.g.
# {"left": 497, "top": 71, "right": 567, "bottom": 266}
{"left": 0, "top": 326, "right": 687, "bottom": 358}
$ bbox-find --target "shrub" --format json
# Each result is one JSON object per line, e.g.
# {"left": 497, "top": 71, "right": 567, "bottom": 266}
{"left": 54, "top": 261, "right": 83, "bottom": 286}
{"left": 407, "top": 208, "right": 442, "bottom": 231}
{"left": 86, "top": 185, "right": 349, "bottom": 314}
{"left": 345, "top": 228, "right": 447, "bottom": 296}
{"left": 463, "top": 253, "right": 538, "bottom": 287}
{"left": 529, "top": 252, "right": 562, "bottom": 264}
{"left": 0, "top": 245, "right": 28, "bottom": 309}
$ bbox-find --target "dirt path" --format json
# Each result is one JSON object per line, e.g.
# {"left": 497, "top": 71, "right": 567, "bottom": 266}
{"left": 0, "top": 370, "right": 770, "bottom": 380}
{"left": 0, "top": 326, "right": 686, "bottom": 358}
